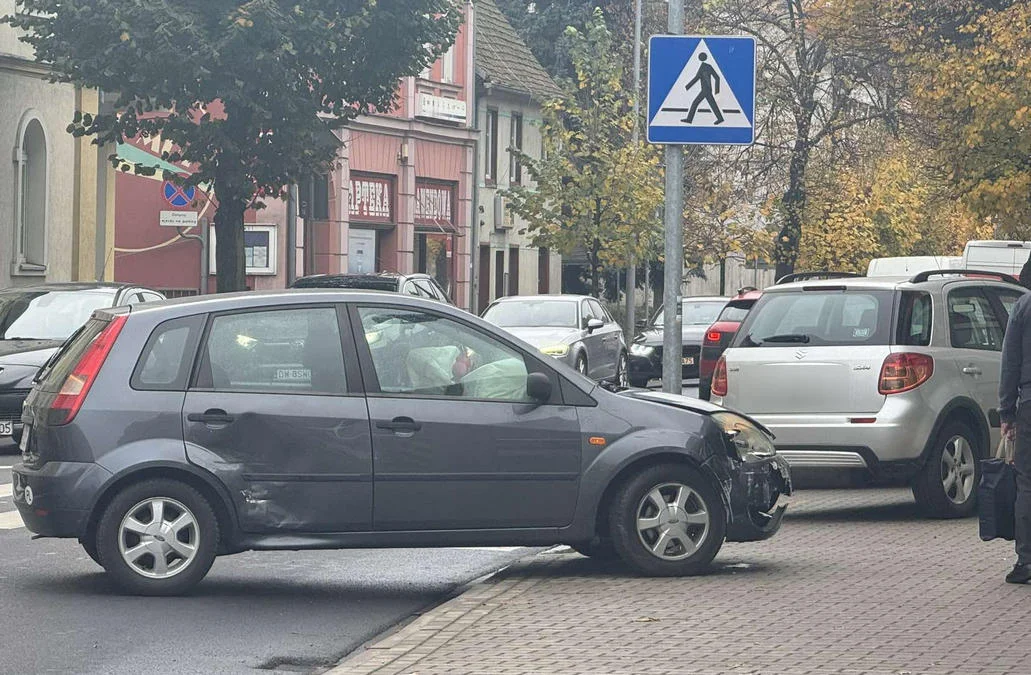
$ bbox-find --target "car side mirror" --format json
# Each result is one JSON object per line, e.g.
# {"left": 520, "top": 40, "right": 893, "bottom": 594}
{"left": 526, "top": 372, "right": 553, "bottom": 402}
{"left": 586, "top": 318, "right": 604, "bottom": 333}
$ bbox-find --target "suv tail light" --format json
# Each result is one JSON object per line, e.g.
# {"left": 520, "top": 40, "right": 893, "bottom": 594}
{"left": 705, "top": 330, "right": 723, "bottom": 345}
{"left": 879, "top": 353, "right": 934, "bottom": 395}
{"left": 711, "top": 355, "right": 729, "bottom": 397}
{"left": 49, "top": 315, "right": 127, "bottom": 425}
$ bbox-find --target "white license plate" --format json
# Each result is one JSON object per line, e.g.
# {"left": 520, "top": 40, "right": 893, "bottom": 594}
{"left": 682, "top": 357, "right": 695, "bottom": 366}
{"left": 0, "top": 421, "right": 12, "bottom": 437}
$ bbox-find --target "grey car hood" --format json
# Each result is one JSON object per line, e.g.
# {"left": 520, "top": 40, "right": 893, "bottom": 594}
{"left": 635, "top": 324, "right": 708, "bottom": 347}
{"left": 501, "top": 326, "right": 581, "bottom": 349}
{"left": 621, "top": 389, "right": 774, "bottom": 437}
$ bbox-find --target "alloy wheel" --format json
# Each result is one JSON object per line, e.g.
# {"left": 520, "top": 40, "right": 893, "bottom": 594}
{"left": 118, "top": 497, "right": 200, "bottom": 579}
{"left": 635, "top": 482, "right": 711, "bottom": 561}
{"left": 940, "top": 435, "right": 976, "bottom": 505}
{"left": 617, "top": 354, "right": 629, "bottom": 388}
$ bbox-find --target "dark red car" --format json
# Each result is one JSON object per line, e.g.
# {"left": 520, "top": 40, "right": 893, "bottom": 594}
{"left": 698, "top": 287, "right": 763, "bottom": 400}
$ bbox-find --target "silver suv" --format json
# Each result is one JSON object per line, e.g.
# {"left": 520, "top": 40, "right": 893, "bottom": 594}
{"left": 711, "top": 270, "right": 1025, "bottom": 518}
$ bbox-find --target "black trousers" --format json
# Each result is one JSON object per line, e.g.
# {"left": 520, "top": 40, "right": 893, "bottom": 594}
{"left": 1015, "top": 404, "right": 1031, "bottom": 564}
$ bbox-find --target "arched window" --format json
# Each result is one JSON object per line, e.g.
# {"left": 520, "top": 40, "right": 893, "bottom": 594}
{"left": 14, "top": 117, "right": 48, "bottom": 271}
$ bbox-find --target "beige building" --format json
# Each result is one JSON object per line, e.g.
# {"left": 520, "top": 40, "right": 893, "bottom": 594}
{"left": 473, "top": 0, "right": 563, "bottom": 313}
{"left": 0, "top": 1, "right": 111, "bottom": 286}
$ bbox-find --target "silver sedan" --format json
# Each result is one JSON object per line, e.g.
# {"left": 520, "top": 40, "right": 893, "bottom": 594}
{"left": 482, "top": 295, "right": 628, "bottom": 386}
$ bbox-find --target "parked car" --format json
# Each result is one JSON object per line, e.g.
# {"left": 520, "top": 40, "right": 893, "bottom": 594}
{"left": 0, "top": 283, "right": 164, "bottom": 449}
{"left": 482, "top": 295, "right": 628, "bottom": 386}
{"left": 12, "top": 290, "right": 790, "bottom": 594}
{"left": 291, "top": 272, "right": 452, "bottom": 304}
{"left": 628, "top": 297, "right": 729, "bottom": 388}
{"left": 698, "top": 287, "right": 763, "bottom": 400}
{"left": 711, "top": 269, "right": 1025, "bottom": 518}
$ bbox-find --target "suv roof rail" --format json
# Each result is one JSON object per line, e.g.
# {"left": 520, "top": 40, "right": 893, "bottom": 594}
{"left": 910, "top": 269, "right": 1022, "bottom": 285}
{"left": 736, "top": 285, "right": 758, "bottom": 295}
{"left": 775, "top": 271, "right": 864, "bottom": 285}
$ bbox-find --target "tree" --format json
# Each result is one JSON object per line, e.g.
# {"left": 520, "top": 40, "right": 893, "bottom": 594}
{"left": 8, "top": 0, "right": 462, "bottom": 291}
{"left": 707, "top": 0, "right": 903, "bottom": 279}
{"left": 899, "top": 0, "right": 1031, "bottom": 237}
{"left": 504, "top": 10, "right": 662, "bottom": 298}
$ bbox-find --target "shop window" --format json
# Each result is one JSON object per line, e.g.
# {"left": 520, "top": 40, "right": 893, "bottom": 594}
{"left": 14, "top": 117, "right": 48, "bottom": 273}
{"left": 209, "top": 224, "right": 278, "bottom": 276}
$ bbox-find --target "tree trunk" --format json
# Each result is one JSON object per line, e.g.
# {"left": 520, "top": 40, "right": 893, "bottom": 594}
{"left": 775, "top": 144, "right": 809, "bottom": 281}
{"left": 214, "top": 195, "right": 248, "bottom": 293}
{"left": 719, "top": 258, "right": 726, "bottom": 295}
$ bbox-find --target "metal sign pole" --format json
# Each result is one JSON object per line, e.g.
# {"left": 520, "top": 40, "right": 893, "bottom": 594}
{"left": 625, "top": 0, "right": 643, "bottom": 341}
{"left": 662, "top": 0, "right": 686, "bottom": 395}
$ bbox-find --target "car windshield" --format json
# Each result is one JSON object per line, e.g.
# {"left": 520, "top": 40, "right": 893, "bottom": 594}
{"left": 653, "top": 300, "right": 726, "bottom": 326}
{"left": 0, "top": 289, "right": 115, "bottom": 341}
{"left": 483, "top": 300, "right": 578, "bottom": 328}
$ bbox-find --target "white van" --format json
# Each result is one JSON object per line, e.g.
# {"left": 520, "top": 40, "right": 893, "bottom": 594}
{"left": 866, "top": 256, "right": 961, "bottom": 277}
{"left": 963, "top": 240, "right": 1031, "bottom": 277}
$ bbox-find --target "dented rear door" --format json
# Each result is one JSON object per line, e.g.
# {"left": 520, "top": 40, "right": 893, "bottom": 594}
{"left": 183, "top": 304, "right": 373, "bottom": 533}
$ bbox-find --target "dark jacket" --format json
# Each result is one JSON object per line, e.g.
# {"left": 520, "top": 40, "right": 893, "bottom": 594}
{"left": 1000, "top": 293, "right": 1031, "bottom": 424}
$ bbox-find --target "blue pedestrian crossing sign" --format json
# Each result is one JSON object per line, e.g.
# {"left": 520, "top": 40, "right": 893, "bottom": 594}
{"left": 647, "top": 35, "right": 756, "bottom": 145}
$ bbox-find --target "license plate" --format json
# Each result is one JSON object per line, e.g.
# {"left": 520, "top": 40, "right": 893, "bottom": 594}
{"left": 682, "top": 357, "right": 695, "bottom": 366}
{"left": 0, "top": 421, "right": 12, "bottom": 437}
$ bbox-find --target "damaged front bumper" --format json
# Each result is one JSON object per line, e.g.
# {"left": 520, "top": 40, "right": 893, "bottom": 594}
{"left": 709, "top": 453, "right": 793, "bottom": 543}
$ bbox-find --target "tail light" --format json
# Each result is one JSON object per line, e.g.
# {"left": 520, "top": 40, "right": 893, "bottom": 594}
{"left": 711, "top": 355, "right": 729, "bottom": 397}
{"left": 879, "top": 352, "right": 934, "bottom": 395}
{"left": 49, "top": 315, "right": 127, "bottom": 425}
{"left": 705, "top": 330, "right": 723, "bottom": 345}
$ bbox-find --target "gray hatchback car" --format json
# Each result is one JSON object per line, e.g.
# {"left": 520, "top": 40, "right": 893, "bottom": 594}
{"left": 11, "top": 291, "right": 790, "bottom": 595}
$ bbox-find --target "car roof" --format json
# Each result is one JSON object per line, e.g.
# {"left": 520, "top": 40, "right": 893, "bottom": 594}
{"left": 768, "top": 273, "right": 1023, "bottom": 293}
{"left": 491, "top": 294, "right": 587, "bottom": 303}
{"left": 121, "top": 289, "right": 458, "bottom": 316}
{"left": 0, "top": 282, "right": 132, "bottom": 293}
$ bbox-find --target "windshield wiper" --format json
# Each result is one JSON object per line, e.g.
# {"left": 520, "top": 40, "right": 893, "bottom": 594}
{"left": 759, "top": 333, "right": 811, "bottom": 344}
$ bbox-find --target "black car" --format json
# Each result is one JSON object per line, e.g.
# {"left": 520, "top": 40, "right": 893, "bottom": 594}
{"left": 0, "top": 283, "right": 164, "bottom": 448}
{"left": 11, "top": 290, "right": 790, "bottom": 595}
{"left": 291, "top": 272, "right": 451, "bottom": 304}
{"left": 629, "top": 297, "right": 729, "bottom": 388}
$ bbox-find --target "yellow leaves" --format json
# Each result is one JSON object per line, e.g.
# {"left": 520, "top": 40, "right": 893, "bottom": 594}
{"left": 119, "top": 31, "right": 130, "bottom": 42}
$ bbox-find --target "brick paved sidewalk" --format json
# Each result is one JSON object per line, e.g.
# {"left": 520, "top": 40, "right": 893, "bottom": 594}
{"left": 329, "top": 489, "right": 1031, "bottom": 675}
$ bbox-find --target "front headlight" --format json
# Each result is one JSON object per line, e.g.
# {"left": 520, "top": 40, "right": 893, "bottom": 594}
{"left": 540, "top": 344, "right": 570, "bottom": 357}
{"left": 630, "top": 343, "right": 654, "bottom": 356}
{"left": 711, "top": 412, "right": 776, "bottom": 463}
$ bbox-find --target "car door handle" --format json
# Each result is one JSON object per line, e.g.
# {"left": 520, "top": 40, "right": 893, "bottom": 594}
{"left": 187, "top": 409, "right": 235, "bottom": 425}
{"left": 377, "top": 417, "right": 422, "bottom": 434}
{"left": 962, "top": 366, "right": 982, "bottom": 375}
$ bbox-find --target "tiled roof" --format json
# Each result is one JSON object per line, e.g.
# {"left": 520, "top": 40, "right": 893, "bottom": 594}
{"left": 475, "top": 0, "right": 563, "bottom": 102}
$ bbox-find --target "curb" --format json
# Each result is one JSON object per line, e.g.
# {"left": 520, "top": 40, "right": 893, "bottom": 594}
{"left": 325, "top": 549, "right": 565, "bottom": 675}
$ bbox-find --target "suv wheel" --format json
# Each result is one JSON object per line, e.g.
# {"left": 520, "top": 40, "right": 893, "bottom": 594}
{"left": 575, "top": 353, "right": 588, "bottom": 376}
{"left": 608, "top": 464, "right": 726, "bottom": 576}
{"left": 96, "top": 479, "right": 219, "bottom": 595}
{"left": 913, "top": 421, "right": 980, "bottom": 519}
{"left": 613, "top": 352, "right": 629, "bottom": 388}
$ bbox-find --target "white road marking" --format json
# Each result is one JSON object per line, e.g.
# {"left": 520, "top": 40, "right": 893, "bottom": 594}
{"left": 0, "top": 510, "right": 24, "bottom": 530}
{"left": 0, "top": 484, "right": 11, "bottom": 498}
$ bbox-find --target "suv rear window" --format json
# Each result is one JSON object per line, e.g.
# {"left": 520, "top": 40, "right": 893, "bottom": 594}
{"left": 735, "top": 290, "right": 894, "bottom": 347}
{"left": 38, "top": 316, "right": 110, "bottom": 392}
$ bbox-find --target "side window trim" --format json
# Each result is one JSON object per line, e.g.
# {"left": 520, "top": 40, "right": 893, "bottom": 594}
{"left": 346, "top": 302, "right": 571, "bottom": 405}
{"left": 189, "top": 303, "right": 357, "bottom": 396}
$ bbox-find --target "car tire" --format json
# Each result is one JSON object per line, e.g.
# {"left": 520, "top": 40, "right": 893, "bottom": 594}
{"left": 96, "top": 478, "right": 219, "bottom": 596}
{"left": 570, "top": 538, "right": 619, "bottom": 560}
{"left": 608, "top": 463, "right": 726, "bottom": 576}
{"left": 612, "top": 352, "right": 629, "bottom": 388}
{"left": 80, "top": 537, "right": 102, "bottom": 567}
{"left": 912, "top": 421, "right": 981, "bottom": 519}
{"left": 575, "top": 353, "right": 588, "bottom": 377}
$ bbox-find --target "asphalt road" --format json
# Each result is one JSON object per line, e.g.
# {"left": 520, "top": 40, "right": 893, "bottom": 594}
{"left": 0, "top": 455, "right": 535, "bottom": 675}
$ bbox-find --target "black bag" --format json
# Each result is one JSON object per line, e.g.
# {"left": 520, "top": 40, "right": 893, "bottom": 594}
{"left": 979, "top": 458, "right": 1017, "bottom": 542}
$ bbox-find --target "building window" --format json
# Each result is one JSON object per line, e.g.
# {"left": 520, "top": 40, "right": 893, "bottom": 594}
{"left": 14, "top": 117, "right": 48, "bottom": 272}
{"left": 441, "top": 44, "right": 455, "bottom": 84}
{"left": 509, "top": 113, "right": 523, "bottom": 185}
{"left": 209, "top": 223, "right": 278, "bottom": 276}
{"left": 485, "top": 109, "right": 499, "bottom": 184}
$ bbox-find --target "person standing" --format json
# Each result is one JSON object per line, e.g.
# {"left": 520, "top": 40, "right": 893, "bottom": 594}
{"left": 999, "top": 257, "right": 1031, "bottom": 583}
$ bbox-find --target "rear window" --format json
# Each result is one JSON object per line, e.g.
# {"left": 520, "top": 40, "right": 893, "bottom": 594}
{"left": 38, "top": 317, "right": 110, "bottom": 392}
{"left": 716, "top": 300, "right": 755, "bottom": 323}
{"left": 735, "top": 290, "right": 894, "bottom": 347}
